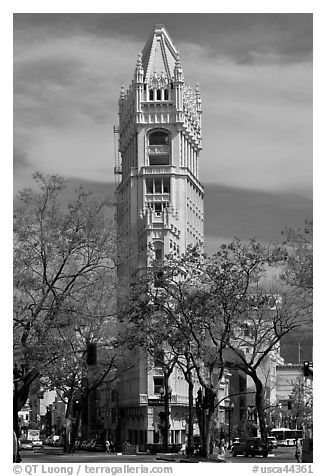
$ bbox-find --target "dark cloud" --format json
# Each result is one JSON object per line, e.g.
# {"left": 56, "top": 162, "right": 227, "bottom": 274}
{"left": 13, "top": 13, "right": 312, "bottom": 197}
{"left": 14, "top": 13, "right": 312, "bottom": 63}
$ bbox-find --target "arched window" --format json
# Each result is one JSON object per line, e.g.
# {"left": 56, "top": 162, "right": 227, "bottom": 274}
{"left": 164, "top": 89, "right": 169, "bottom": 100}
{"left": 149, "top": 89, "right": 154, "bottom": 101}
{"left": 148, "top": 129, "right": 170, "bottom": 166}
{"left": 149, "top": 130, "right": 169, "bottom": 146}
{"left": 153, "top": 241, "right": 164, "bottom": 262}
{"left": 156, "top": 90, "right": 161, "bottom": 100}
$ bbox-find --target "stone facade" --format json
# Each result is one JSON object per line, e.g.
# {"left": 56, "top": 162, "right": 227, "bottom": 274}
{"left": 114, "top": 24, "right": 205, "bottom": 449}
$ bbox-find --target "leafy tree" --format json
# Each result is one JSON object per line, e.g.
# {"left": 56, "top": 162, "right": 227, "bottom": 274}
{"left": 122, "top": 245, "right": 242, "bottom": 457}
{"left": 13, "top": 173, "right": 118, "bottom": 441}
{"left": 120, "top": 272, "right": 179, "bottom": 450}
{"left": 289, "top": 376, "right": 313, "bottom": 437}
{"left": 281, "top": 220, "right": 313, "bottom": 312}
{"left": 201, "top": 238, "right": 310, "bottom": 442}
{"left": 119, "top": 234, "right": 311, "bottom": 455}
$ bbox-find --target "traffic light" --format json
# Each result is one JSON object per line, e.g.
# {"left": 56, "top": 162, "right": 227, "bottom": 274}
{"left": 86, "top": 342, "right": 97, "bottom": 366}
{"left": 303, "top": 361, "right": 310, "bottom": 377}
{"left": 72, "top": 399, "right": 80, "bottom": 417}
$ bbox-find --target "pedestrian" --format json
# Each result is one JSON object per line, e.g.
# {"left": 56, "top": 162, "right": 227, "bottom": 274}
{"left": 217, "top": 438, "right": 227, "bottom": 462}
{"left": 105, "top": 440, "right": 111, "bottom": 453}
{"left": 295, "top": 438, "right": 302, "bottom": 463}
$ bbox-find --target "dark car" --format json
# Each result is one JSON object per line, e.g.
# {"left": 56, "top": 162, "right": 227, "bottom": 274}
{"left": 231, "top": 438, "right": 269, "bottom": 458}
{"left": 73, "top": 438, "right": 83, "bottom": 451}
{"left": 19, "top": 439, "right": 33, "bottom": 451}
{"left": 81, "top": 440, "right": 92, "bottom": 451}
{"left": 90, "top": 440, "right": 106, "bottom": 452}
{"left": 32, "top": 440, "right": 43, "bottom": 450}
{"left": 267, "top": 437, "right": 278, "bottom": 450}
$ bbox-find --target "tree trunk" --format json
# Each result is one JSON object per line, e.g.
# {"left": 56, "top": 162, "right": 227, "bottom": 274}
{"left": 204, "top": 389, "right": 216, "bottom": 458}
{"left": 196, "top": 387, "right": 216, "bottom": 458}
{"left": 204, "top": 409, "right": 215, "bottom": 458}
{"left": 187, "top": 376, "right": 194, "bottom": 455}
{"left": 252, "top": 372, "right": 267, "bottom": 442}
{"left": 69, "top": 408, "right": 81, "bottom": 453}
{"left": 163, "top": 375, "right": 170, "bottom": 450}
{"left": 65, "top": 398, "right": 73, "bottom": 453}
{"left": 17, "top": 368, "right": 39, "bottom": 411}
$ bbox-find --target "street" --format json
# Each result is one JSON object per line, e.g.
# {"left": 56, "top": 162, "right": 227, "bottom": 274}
{"left": 19, "top": 446, "right": 297, "bottom": 464}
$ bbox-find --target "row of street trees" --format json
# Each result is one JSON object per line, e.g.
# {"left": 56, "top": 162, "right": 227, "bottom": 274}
{"left": 119, "top": 230, "right": 312, "bottom": 456}
{"left": 13, "top": 173, "right": 134, "bottom": 451}
{"left": 13, "top": 173, "right": 312, "bottom": 456}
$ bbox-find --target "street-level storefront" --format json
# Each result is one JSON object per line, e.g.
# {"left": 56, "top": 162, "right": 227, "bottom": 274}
{"left": 117, "top": 404, "right": 191, "bottom": 450}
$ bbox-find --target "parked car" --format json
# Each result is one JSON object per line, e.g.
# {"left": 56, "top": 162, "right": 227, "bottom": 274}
{"left": 19, "top": 439, "right": 33, "bottom": 451}
{"left": 44, "top": 435, "right": 64, "bottom": 447}
{"left": 146, "top": 443, "right": 182, "bottom": 454}
{"left": 53, "top": 436, "right": 64, "bottom": 447}
{"left": 89, "top": 439, "right": 96, "bottom": 450}
{"left": 90, "top": 440, "right": 106, "bottom": 452}
{"left": 79, "top": 440, "right": 87, "bottom": 450}
{"left": 231, "top": 438, "right": 269, "bottom": 458}
{"left": 44, "top": 436, "right": 53, "bottom": 446}
{"left": 32, "top": 440, "right": 43, "bottom": 449}
{"left": 267, "top": 437, "right": 278, "bottom": 449}
{"left": 73, "top": 438, "right": 83, "bottom": 451}
{"left": 81, "top": 440, "right": 92, "bottom": 451}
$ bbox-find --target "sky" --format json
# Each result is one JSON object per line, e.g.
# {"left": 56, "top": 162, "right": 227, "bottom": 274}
{"left": 14, "top": 13, "right": 312, "bottom": 196}
{"left": 13, "top": 12, "right": 313, "bottom": 254}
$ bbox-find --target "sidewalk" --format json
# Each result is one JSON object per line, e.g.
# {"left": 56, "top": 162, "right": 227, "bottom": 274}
{"left": 156, "top": 453, "right": 231, "bottom": 463}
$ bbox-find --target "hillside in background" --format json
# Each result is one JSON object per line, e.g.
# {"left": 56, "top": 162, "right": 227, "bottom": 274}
{"left": 204, "top": 183, "right": 312, "bottom": 250}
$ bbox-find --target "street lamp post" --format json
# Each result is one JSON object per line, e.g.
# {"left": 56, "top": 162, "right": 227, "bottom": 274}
{"left": 227, "top": 402, "right": 234, "bottom": 448}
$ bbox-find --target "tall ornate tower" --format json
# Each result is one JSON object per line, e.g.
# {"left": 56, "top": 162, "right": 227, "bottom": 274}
{"left": 116, "top": 24, "right": 204, "bottom": 283}
{"left": 114, "top": 24, "right": 204, "bottom": 448}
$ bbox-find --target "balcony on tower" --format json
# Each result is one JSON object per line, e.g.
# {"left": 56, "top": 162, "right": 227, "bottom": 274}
{"left": 147, "top": 129, "right": 170, "bottom": 166}
{"left": 139, "top": 204, "right": 180, "bottom": 237}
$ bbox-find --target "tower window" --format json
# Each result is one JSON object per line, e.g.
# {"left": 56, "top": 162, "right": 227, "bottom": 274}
{"left": 148, "top": 130, "right": 170, "bottom": 165}
{"left": 163, "top": 178, "right": 170, "bottom": 193}
{"left": 155, "top": 246, "right": 163, "bottom": 259}
{"left": 153, "top": 241, "right": 164, "bottom": 260}
{"left": 154, "top": 179, "right": 162, "bottom": 194}
{"left": 149, "top": 89, "right": 154, "bottom": 100}
{"left": 146, "top": 178, "right": 170, "bottom": 195}
{"left": 157, "top": 90, "right": 161, "bottom": 100}
{"left": 146, "top": 179, "right": 153, "bottom": 194}
{"left": 164, "top": 89, "right": 169, "bottom": 100}
{"left": 149, "top": 130, "right": 169, "bottom": 145}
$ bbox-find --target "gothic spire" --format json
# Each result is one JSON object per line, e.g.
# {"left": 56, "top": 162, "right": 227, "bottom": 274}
{"left": 141, "top": 24, "right": 178, "bottom": 82}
